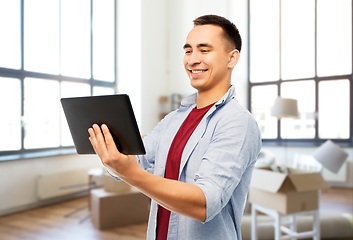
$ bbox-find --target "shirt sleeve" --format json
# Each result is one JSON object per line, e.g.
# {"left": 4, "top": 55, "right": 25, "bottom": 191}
{"left": 194, "top": 111, "right": 262, "bottom": 222}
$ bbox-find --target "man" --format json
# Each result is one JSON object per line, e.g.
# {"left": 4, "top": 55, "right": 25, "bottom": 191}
{"left": 88, "top": 14, "right": 261, "bottom": 240}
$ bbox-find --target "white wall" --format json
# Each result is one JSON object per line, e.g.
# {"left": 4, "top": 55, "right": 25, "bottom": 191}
{"left": 0, "top": 154, "right": 102, "bottom": 215}
{"left": 229, "top": 0, "right": 249, "bottom": 108}
{"left": 117, "top": 0, "right": 142, "bottom": 128}
{"left": 140, "top": 0, "right": 169, "bottom": 134}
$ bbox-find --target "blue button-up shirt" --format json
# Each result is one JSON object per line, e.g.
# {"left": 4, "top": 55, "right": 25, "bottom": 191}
{"left": 112, "top": 86, "right": 261, "bottom": 240}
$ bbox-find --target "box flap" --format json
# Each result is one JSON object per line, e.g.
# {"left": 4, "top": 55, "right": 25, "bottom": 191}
{"left": 288, "top": 172, "right": 330, "bottom": 192}
{"left": 288, "top": 168, "right": 308, "bottom": 174}
{"left": 250, "top": 168, "right": 287, "bottom": 193}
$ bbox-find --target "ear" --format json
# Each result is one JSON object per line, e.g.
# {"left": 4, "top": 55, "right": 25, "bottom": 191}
{"left": 228, "top": 49, "right": 240, "bottom": 69}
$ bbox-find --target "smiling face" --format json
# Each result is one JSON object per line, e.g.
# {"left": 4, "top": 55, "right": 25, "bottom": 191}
{"left": 183, "top": 25, "right": 239, "bottom": 95}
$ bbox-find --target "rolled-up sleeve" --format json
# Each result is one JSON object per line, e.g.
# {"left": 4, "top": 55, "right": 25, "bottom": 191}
{"left": 194, "top": 111, "right": 260, "bottom": 222}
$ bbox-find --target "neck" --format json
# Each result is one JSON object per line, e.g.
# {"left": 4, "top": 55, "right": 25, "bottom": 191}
{"left": 196, "top": 83, "right": 231, "bottom": 109}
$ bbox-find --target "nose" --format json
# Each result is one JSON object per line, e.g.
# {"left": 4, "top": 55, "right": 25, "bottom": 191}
{"left": 187, "top": 52, "right": 201, "bottom": 66}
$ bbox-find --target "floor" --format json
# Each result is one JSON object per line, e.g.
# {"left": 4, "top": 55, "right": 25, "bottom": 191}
{"left": 0, "top": 196, "right": 147, "bottom": 240}
{"left": 320, "top": 187, "right": 353, "bottom": 215}
{"left": 0, "top": 187, "right": 352, "bottom": 240}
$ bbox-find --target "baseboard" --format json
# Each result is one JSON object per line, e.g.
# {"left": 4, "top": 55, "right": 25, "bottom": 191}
{"left": 0, "top": 191, "right": 88, "bottom": 217}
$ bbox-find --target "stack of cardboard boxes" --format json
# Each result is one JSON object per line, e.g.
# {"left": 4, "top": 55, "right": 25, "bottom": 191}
{"left": 90, "top": 172, "right": 150, "bottom": 229}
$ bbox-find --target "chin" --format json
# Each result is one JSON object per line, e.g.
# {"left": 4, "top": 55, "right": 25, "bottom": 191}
{"left": 190, "top": 81, "right": 203, "bottom": 91}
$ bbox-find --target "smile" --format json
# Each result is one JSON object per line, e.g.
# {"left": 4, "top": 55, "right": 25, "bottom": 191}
{"left": 189, "top": 69, "right": 207, "bottom": 74}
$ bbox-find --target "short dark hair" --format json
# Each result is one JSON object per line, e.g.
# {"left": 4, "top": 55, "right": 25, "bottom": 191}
{"left": 193, "top": 14, "right": 242, "bottom": 52}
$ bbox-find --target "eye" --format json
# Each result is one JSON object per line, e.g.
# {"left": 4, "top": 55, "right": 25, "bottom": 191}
{"left": 184, "top": 49, "right": 192, "bottom": 54}
{"left": 201, "top": 49, "right": 210, "bottom": 53}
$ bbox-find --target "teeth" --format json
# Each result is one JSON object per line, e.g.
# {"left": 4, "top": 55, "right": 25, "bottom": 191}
{"left": 190, "top": 69, "right": 206, "bottom": 73}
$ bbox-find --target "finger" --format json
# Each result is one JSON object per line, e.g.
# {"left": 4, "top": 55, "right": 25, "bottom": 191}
{"left": 88, "top": 125, "right": 105, "bottom": 158}
{"left": 92, "top": 124, "right": 110, "bottom": 162}
{"left": 88, "top": 127, "right": 99, "bottom": 154}
{"left": 101, "top": 124, "right": 120, "bottom": 156}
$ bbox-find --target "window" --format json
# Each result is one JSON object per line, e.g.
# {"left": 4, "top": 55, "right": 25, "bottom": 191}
{"left": 0, "top": 0, "right": 116, "bottom": 160}
{"left": 249, "top": 0, "right": 352, "bottom": 145}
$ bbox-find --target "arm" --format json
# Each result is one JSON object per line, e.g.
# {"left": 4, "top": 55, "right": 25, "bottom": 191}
{"left": 191, "top": 110, "right": 262, "bottom": 222}
{"left": 88, "top": 124, "right": 206, "bottom": 222}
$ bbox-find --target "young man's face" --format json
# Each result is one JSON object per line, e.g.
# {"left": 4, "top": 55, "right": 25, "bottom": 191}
{"left": 183, "top": 24, "right": 236, "bottom": 93}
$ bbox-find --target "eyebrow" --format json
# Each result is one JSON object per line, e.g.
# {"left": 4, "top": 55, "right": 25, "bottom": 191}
{"left": 197, "top": 43, "right": 213, "bottom": 48}
{"left": 183, "top": 43, "right": 191, "bottom": 49}
{"left": 183, "top": 43, "right": 213, "bottom": 49}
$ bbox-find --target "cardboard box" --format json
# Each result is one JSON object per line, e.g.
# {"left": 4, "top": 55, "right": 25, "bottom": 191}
{"left": 249, "top": 167, "right": 330, "bottom": 214}
{"left": 103, "top": 173, "right": 131, "bottom": 193}
{"left": 88, "top": 168, "right": 104, "bottom": 189}
{"left": 91, "top": 188, "right": 150, "bottom": 229}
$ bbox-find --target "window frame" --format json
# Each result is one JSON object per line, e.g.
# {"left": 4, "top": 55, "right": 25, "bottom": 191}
{"left": 248, "top": 0, "right": 353, "bottom": 147}
{"left": 0, "top": 0, "right": 117, "bottom": 161}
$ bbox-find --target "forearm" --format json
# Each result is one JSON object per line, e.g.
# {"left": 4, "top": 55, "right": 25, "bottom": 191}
{"left": 119, "top": 165, "right": 207, "bottom": 222}
{"left": 88, "top": 124, "right": 206, "bottom": 221}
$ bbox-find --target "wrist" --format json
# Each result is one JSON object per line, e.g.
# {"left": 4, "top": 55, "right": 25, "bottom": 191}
{"left": 118, "top": 155, "right": 145, "bottom": 185}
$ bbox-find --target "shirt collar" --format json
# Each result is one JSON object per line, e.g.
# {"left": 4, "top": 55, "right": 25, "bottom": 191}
{"left": 180, "top": 85, "right": 236, "bottom": 108}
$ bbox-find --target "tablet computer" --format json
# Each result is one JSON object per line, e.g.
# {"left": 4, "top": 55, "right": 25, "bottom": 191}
{"left": 61, "top": 94, "right": 145, "bottom": 155}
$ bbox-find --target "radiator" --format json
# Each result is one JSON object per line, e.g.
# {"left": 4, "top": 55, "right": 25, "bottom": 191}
{"left": 37, "top": 168, "right": 99, "bottom": 200}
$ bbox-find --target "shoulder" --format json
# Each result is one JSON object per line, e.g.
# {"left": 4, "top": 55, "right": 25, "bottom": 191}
{"left": 214, "top": 98, "right": 256, "bottom": 123}
{"left": 211, "top": 98, "right": 261, "bottom": 139}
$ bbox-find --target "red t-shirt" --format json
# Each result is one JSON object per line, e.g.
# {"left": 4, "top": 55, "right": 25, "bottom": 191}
{"left": 156, "top": 102, "right": 215, "bottom": 240}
